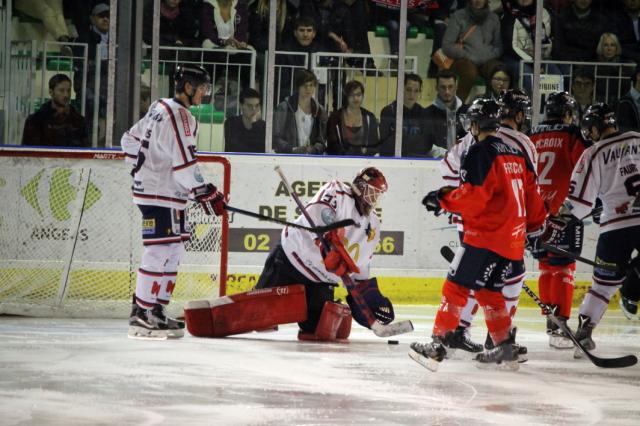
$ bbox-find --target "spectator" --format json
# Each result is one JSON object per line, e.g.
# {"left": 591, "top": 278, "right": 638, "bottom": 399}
{"left": 326, "top": 80, "right": 380, "bottom": 156}
{"left": 617, "top": 65, "right": 640, "bottom": 132}
{"left": 442, "top": 0, "right": 503, "bottom": 102}
{"left": 571, "top": 66, "right": 596, "bottom": 115}
{"left": 342, "top": 0, "right": 376, "bottom": 70}
{"left": 15, "top": 0, "right": 72, "bottom": 52}
{"left": 552, "top": 0, "right": 607, "bottom": 62}
{"left": 596, "top": 32, "right": 623, "bottom": 62}
{"left": 607, "top": 0, "right": 640, "bottom": 64}
{"left": 424, "top": 69, "right": 468, "bottom": 151}
{"left": 22, "top": 74, "right": 89, "bottom": 147}
{"left": 224, "top": 88, "right": 266, "bottom": 152}
{"left": 428, "top": 0, "right": 460, "bottom": 77}
{"left": 273, "top": 69, "right": 327, "bottom": 154}
{"left": 143, "top": 0, "right": 198, "bottom": 48}
{"left": 480, "top": 63, "right": 513, "bottom": 101}
{"left": 379, "top": 74, "right": 444, "bottom": 158}
{"left": 200, "top": 0, "right": 250, "bottom": 50}
{"left": 299, "top": 0, "right": 354, "bottom": 54}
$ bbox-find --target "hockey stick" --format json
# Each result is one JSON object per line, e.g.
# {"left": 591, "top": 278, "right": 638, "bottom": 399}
{"left": 274, "top": 166, "right": 413, "bottom": 338}
{"left": 224, "top": 205, "right": 358, "bottom": 233}
{"left": 540, "top": 242, "right": 620, "bottom": 272}
{"left": 440, "top": 245, "right": 638, "bottom": 369}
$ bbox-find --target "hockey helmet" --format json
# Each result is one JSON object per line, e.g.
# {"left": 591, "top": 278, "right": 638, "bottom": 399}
{"left": 500, "top": 88, "right": 532, "bottom": 120}
{"left": 174, "top": 64, "right": 211, "bottom": 96}
{"left": 352, "top": 167, "right": 387, "bottom": 210}
{"left": 544, "top": 91, "right": 579, "bottom": 121}
{"left": 580, "top": 102, "right": 618, "bottom": 141}
{"left": 461, "top": 98, "right": 503, "bottom": 132}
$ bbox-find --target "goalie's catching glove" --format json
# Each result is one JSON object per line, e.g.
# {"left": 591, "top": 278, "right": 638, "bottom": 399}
{"left": 321, "top": 230, "right": 360, "bottom": 276}
{"left": 421, "top": 186, "right": 455, "bottom": 217}
{"left": 194, "top": 183, "right": 225, "bottom": 216}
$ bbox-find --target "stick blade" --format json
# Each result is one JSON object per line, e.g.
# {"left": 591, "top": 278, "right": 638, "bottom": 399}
{"left": 590, "top": 354, "right": 638, "bottom": 369}
{"left": 371, "top": 320, "right": 414, "bottom": 337}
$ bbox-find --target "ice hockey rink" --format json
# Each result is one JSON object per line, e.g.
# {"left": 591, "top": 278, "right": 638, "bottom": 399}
{"left": 1, "top": 306, "right": 639, "bottom": 426}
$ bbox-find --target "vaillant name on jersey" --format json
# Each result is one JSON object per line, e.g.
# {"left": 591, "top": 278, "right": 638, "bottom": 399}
{"left": 601, "top": 142, "right": 640, "bottom": 165}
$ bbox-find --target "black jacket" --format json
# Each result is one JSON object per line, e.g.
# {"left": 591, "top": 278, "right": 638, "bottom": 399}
{"left": 379, "top": 101, "right": 432, "bottom": 157}
{"left": 224, "top": 115, "right": 266, "bottom": 153}
{"left": 552, "top": 7, "right": 607, "bottom": 62}
{"left": 22, "top": 101, "right": 89, "bottom": 147}
{"left": 326, "top": 107, "right": 379, "bottom": 156}
{"left": 272, "top": 93, "right": 327, "bottom": 154}
{"left": 423, "top": 102, "right": 468, "bottom": 150}
{"left": 606, "top": 9, "right": 640, "bottom": 64}
{"left": 143, "top": 0, "right": 198, "bottom": 46}
{"left": 616, "top": 93, "right": 640, "bottom": 133}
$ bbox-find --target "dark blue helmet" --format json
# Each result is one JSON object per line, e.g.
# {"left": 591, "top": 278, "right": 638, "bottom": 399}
{"left": 464, "top": 98, "right": 503, "bottom": 131}
{"left": 545, "top": 91, "right": 579, "bottom": 120}
{"left": 581, "top": 103, "right": 618, "bottom": 141}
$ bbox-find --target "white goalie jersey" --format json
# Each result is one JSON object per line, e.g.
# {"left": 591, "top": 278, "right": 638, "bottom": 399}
{"left": 281, "top": 180, "right": 381, "bottom": 284}
{"left": 121, "top": 98, "right": 205, "bottom": 210}
{"left": 566, "top": 131, "right": 640, "bottom": 232}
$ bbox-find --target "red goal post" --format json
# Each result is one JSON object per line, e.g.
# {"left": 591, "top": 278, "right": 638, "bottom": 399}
{"left": 0, "top": 147, "right": 230, "bottom": 318}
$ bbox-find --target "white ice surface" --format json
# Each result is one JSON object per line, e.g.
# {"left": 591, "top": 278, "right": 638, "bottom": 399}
{"left": 1, "top": 306, "right": 639, "bottom": 426}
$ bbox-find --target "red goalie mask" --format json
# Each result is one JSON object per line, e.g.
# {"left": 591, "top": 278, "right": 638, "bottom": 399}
{"left": 352, "top": 167, "right": 388, "bottom": 211}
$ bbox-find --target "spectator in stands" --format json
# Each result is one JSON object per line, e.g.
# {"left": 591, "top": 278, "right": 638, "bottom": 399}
{"left": 596, "top": 32, "right": 623, "bottom": 62}
{"left": 594, "top": 33, "right": 632, "bottom": 104}
{"left": 224, "top": 88, "right": 266, "bottom": 153}
{"left": 552, "top": 0, "right": 607, "bottom": 62}
{"left": 428, "top": 0, "right": 460, "bottom": 77}
{"left": 379, "top": 73, "right": 445, "bottom": 158}
{"left": 273, "top": 69, "right": 327, "bottom": 154}
{"left": 342, "top": 0, "right": 376, "bottom": 70}
{"left": 571, "top": 66, "right": 596, "bottom": 115}
{"left": 299, "top": 0, "right": 354, "bottom": 54}
{"left": 201, "top": 0, "right": 250, "bottom": 50}
{"left": 143, "top": 0, "right": 198, "bottom": 48}
{"left": 15, "top": 0, "right": 72, "bottom": 52}
{"left": 617, "top": 65, "right": 640, "bottom": 132}
{"left": 607, "top": 0, "right": 640, "bottom": 64}
{"left": 480, "top": 63, "right": 513, "bottom": 101}
{"left": 424, "top": 70, "right": 468, "bottom": 151}
{"left": 326, "top": 80, "right": 380, "bottom": 156}
{"left": 442, "top": 0, "right": 503, "bottom": 102}
{"left": 22, "top": 74, "right": 89, "bottom": 147}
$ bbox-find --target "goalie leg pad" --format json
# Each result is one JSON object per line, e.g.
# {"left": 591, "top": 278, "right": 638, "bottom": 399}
{"left": 184, "top": 285, "right": 308, "bottom": 337}
{"left": 298, "top": 301, "right": 352, "bottom": 341}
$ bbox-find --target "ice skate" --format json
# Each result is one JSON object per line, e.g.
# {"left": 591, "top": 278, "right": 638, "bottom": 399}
{"left": 448, "top": 326, "right": 483, "bottom": 353}
{"left": 619, "top": 294, "right": 638, "bottom": 320}
{"left": 548, "top": 317, "right": 574, "bottom": 349}
{"left": 128, "top": 305, "right": 169, "bottom": 340}
{"left": 155, "top": 304, "right": 185, "bottom": 338}
{"left": 475, "top": 328, "right": 519, "bottom": 371}
{"left": 574, "top": 314, "right": 595, "bottom": 359}
{"left": 409, "top": 335, "right": 449, "bottom": 372}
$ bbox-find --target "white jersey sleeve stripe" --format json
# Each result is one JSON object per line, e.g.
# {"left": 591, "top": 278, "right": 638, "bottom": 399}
{"left": 173, "top": 159, "right": 198, "bottom": 171}
{"left": 291, "top": 250, "right": 323, "bottom": 281}
{"left": 158, "top": 99, "right": 190, "bottom": 164}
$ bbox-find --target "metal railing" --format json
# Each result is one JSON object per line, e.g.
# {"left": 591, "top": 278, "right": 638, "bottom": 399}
{"left": 3, "top": 41, "right": 36, "bottom": 146}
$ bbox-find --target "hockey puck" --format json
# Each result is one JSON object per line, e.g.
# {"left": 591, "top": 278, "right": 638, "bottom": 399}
{"left": 388, "top": 340, "right": 399, "bottom": 345}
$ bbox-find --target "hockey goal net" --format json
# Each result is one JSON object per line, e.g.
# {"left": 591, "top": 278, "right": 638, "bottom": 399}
{"left": 0, "top": 148, "right": 229, "bottom": 318}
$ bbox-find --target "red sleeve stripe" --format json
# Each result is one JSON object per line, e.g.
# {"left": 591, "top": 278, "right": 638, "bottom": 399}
{"left": 133, "top": 192, "right": 188, "bottom": 205}
{"left": 292, "top": 251, "right": 322, "bottom": 282}
{"left": 600, "top": 213, "right": 640, "bottom": 227}
{"left": 158, "top": 100, "right": 189, "bottom": 164}
{"left": 567, "top": 195, "right": 593, "bottom": 207}
{"left": 172, "top": 159, "right": 197, "bottom": 171}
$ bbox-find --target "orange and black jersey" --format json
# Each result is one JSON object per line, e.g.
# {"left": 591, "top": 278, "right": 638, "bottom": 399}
{"left": 529, "top": 121, "right": 591, "bottom": 215}
{"left": 440, "top": 135, "right": 547, "bottom": 260}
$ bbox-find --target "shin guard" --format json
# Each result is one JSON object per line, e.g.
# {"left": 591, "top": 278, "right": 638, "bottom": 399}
{"left": 184, "top": 285, "right": 307, "bottom": 337}
{"left": 458, "top": 291, "right": 479, "bottom": 328}
{"left": 476, "top": 288, "right": 511, "bottom": 345}
{"left": 550, "top": 263, "right": 576, "bottom": 319}
{"left": 433, "top": 280, "right": 469, "bottom": 337}
{"left": 538, "top": 261, "right": 553, "bottom": 312}
{"left": 502, "top": 273, "right": 524, "bottom": 320}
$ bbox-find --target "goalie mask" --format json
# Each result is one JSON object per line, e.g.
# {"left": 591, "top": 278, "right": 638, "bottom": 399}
{"left": 352, "top": 167, "right": 387, "bottom": 214}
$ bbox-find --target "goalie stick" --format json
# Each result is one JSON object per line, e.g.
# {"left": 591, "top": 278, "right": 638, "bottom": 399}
{"left": 440, "top": 245, "right": 638, "bottom": 368}
{"left": 224, "top": 205, "right": 358, "bottom": 233}
{"left": 274, "top": 166, "right": 413, "bottom": 338}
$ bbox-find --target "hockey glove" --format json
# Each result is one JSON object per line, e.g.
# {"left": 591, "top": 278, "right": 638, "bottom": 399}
{"left": 194, "top": 183, "right": 225, "bottom": 216}
{"left": 525, "top": 225, "right": 546, "bottom": 259}
{"left": 421, "top": 186, "right": 455, "bottom": 217}
{"left": 347, "top": 278, "right": 395, "bottom": 327}
{"left": 321, "top": 231, "right": 360, "bottom": 276}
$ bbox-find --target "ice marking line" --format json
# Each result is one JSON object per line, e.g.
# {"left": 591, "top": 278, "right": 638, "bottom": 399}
{"left": 453, "top": 378, "right": 478, "bottom": 405}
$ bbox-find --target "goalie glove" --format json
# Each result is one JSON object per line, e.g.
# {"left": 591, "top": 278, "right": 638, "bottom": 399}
{"left": 347, "top": 278, "right": 395, "bottom": 327}
{"left": 421, "top": 186, "right": 455, "bottom": 217}
{"left": 193, "top": 183, "right": 225, "bottom": 216}
{"left": 321, "top": 230, "right": 360, "bottom": 276}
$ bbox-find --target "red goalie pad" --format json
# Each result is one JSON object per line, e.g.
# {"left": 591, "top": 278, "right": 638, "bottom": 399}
{"left": 184, "top": 285, "right": 308, "bottom": 337}
{"left": 297, "top": 301, "right": 352, "bottom": 342}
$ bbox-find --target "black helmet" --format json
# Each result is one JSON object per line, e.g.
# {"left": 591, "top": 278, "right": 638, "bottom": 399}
{"left": 544, "top": 91, "right": 579, "bottom": 120}
{"left": 174, "top": 64, "right": 211, "bottom": 94}
{"left": 463, "top": 98, "right": 503, "bottom": 132}
{"left": 500, "top": 89, "right": 531, "bottom": 119}
{"left": 580, "top": 103, "right": 618, "bottom": 141}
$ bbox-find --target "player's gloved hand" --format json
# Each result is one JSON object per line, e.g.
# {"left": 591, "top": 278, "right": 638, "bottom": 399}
{"left": 322, "top": 231, "right": 360, "bottom": 276}
{"left": 194, "top": 183, "right": 225, "bottom": 216}
{"left": 525, "top": 224, "right": 546, "bottom": 258}
{"left": 421, "top": 186, "right": 454, "bottom": 216}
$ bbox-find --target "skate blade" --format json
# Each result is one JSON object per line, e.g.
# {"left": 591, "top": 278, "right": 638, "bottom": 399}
{"left": 549, "top": 336, "right": 574, "bottom": 350}
{"left": 128, "top": 326, "right": 168, "bottom": 341}
{"left": 408, "top": 348, "right": 440, "bottom": 372}
{"left": 167, "top": 329, "right": 185, "bottom": 339}
{"left": 475, "top": 359, "right": 520, "bottom": 371}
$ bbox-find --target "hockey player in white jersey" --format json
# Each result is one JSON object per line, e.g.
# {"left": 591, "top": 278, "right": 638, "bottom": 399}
{"left": 562, "top": 103, "right": 640, "bottom": 357}
{"left": 121, "top": 65, "right": 226, "bottom": 339}
{"left": 436, "top": 90, "right": 539, "bottom": 358}
{"left": 254, "top": 167, "right": 396, "bottom": 340}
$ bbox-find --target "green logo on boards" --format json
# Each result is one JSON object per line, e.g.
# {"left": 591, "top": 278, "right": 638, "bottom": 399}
{"left": 19, "top": 168, "right": 102, "bottom": 221}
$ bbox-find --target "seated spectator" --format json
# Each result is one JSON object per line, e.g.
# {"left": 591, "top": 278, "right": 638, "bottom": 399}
{"left": 326, "top": 80, "right": 380, "bottom": 156}
{"left": 299, "top": 0, "right": 354, "bottom": 54}
{"left": 424, "top": 70, "right": 468, "bottom": 151}
{"left": 273, "top": 69, "right": 327, "bottom": 154}
{"left": 15, "top": 0, "right": 72, "bottom": 52}
{"left": 596, "top": 32, "right": 623, "bottom": 62}
{"left": 224, "top": 88, "right": 266, "bottom": 153}
{"left": 571, "top": 66, "right": 596, "bottom": 116}
{"left": 479, "top": 63, "right": 513, "bottom": 101}
{"left": 342, "top": 0, "right": 376, "bottom": 69}
{"left": 607, "top": 0, "right": 640, "bottom": 64}
{"left": 429, "top": 0, "right": 462, "bottom": 77}
{"left": 552, "top": 0, "right": 607, "bottom": 62}
{"left": 442, "top": 0, "right": 503, "bottom": 102}
{"left": 616, "top": 65, "right": 640, "bottom": 132}
{"left": 22, "top": 74, "right": 89, "bottom": 147}
{"left": 379, "top": 74, "right": 444, "bottom": 158}
{"left": 143, "top": 0, "right": 198, "bottom": 48}
{"left": 201, "top": 0, "right": 250, "bottom": 50}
